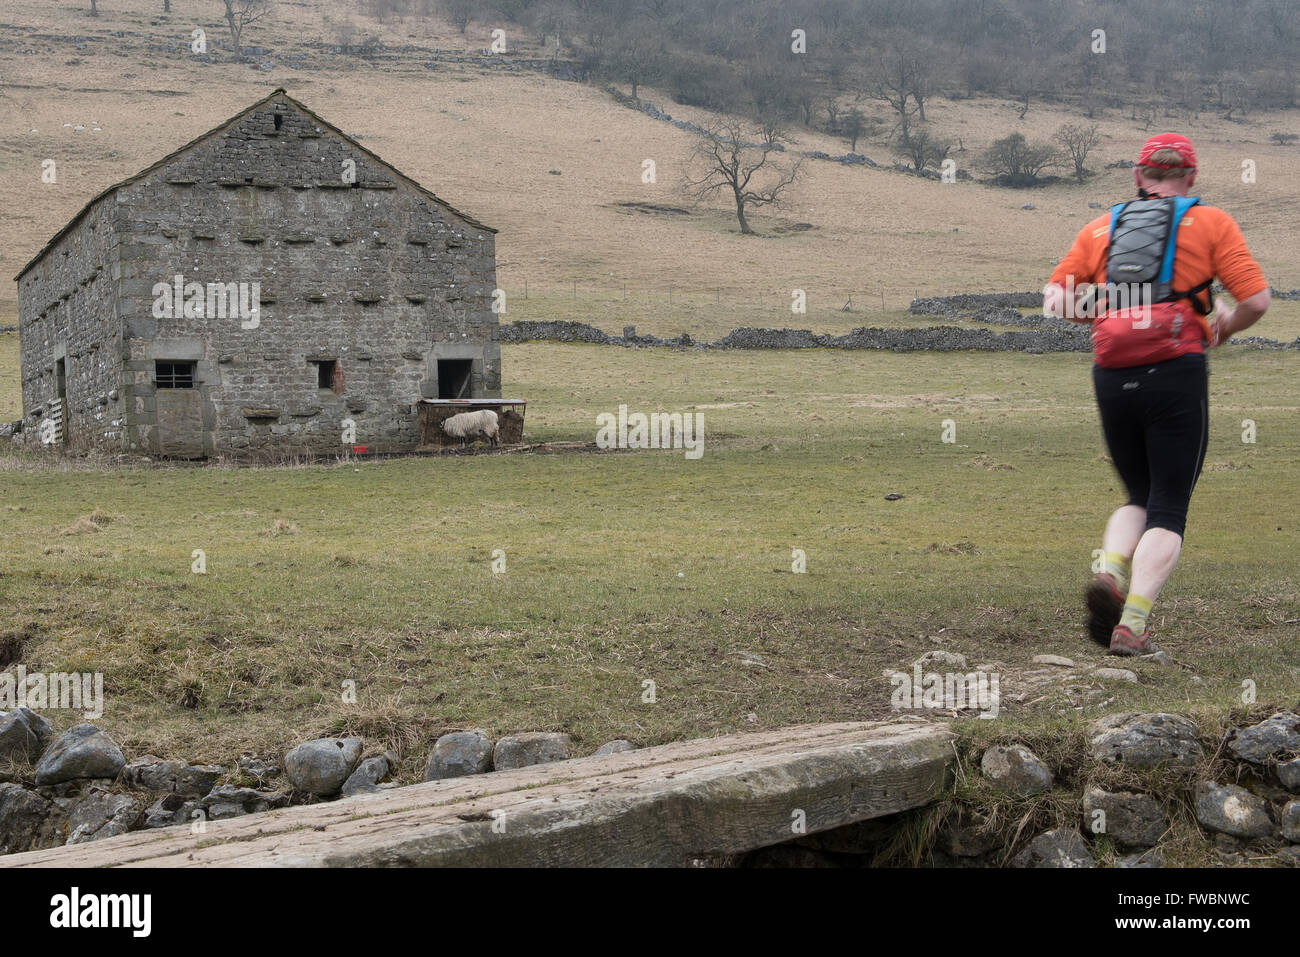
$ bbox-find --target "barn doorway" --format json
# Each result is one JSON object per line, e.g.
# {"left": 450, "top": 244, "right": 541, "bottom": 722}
{"left": 437, "top": 359, "right": 473, "bottom": 399}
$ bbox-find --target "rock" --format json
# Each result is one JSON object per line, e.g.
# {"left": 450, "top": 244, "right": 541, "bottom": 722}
{"left": 34, "top": 724, "right": 126, "bottom": 786}
{"left": 1088, "top": 712, "right": 1206, "bottom": 768}
{"left": 1193, "top": 781, "right": 1274, "bottom": 839}
{"left": 340, "top": 756, "right": 390, "bottom": 797}
{"left": 1278, "top": 846, "right": 1300, "bottom": 866}
{"left": 284, "top": 737, "right": 363, "bottom": 796}
{"left": 1227, "top": 712, "right": 1300, "bottom": 765}
{"left": 1092, "top": 667, "right": 1138, "bottom": 683}
{"left": 593, "top": 740, "right": 634, "bottom": 756}
{"left": 492, "top": 732, "right": 573, "bottom": 771}
{"left": 122, "top": 756, "right": 223, "bottom": 797}
{"left": 980, "top": 744, "right": 1053, "bottom": 796}
{"left": 1082, "top": 786, "right": 1166, "bottom": 848}
{"left": 1280, "top": 800, "right": 1300, "bottom": 843}
{"left": 937, "top": 808, "right": 1000, "bottom": 857}
{"left": 0, "top": 782, "right": 67, "bottom": 853}
{"left": 1139, "top": 650, "right": 1172, "bottom": 667}
{"left": 65, "top": 789, "right": 143, "bottom": 844}
{"left": 237, "top": 755, "right": 281, "bottom": 781}
{"left": 913, "top": 649, "right": 968, "bottom": 670}
{"left": 1116, "top": 847, "right": 1164, "bottom": 867}
{"left": 424, "top": 730, "right": 493, "bottom": 781}
{"left": 1277, "top": 758, "right": 1300, "bottom": 792}
{"left": 142, "top": 793, "right": 193, "bottom": 829}
{"left": 1011, "top": 827, "right": 1095, "bottom": 868}
{"left": 1032, "top": 655, "right": 1074, "bottom": 667}
{"left": 0, "top": 707, "right": 53, "bottom": 762}
{"left": 199, "top": 784, "right": 288, "bottom": 816}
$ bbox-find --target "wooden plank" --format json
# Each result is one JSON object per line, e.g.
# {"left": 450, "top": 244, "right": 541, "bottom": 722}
{"left": 2, "top": 720, "right": 954, "bottom": 868}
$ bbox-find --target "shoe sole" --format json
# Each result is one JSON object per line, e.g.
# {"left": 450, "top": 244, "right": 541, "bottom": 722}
{"left": 1085, "top": 578, "right": 1123, "bottom": 647}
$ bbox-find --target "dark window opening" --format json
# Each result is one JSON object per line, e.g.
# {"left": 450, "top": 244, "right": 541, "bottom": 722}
{"left": 312, "top": 359, "right": 343, "bottom": 393}
{"left": 273, "top": 113, "right": 283, "bottom": 130}
{"left": 156, "top": 360, "right": 196, "bottom": 389}
{"left": 55, "top": 357, "right": 67, "bottom": 400}
{"left": 437, "top": 359, "right": 473, "bottom": 399}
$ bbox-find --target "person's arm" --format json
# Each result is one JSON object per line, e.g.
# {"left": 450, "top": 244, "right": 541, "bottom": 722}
{"left": 1046, "top": 219, "right": 1107, "bottom": 322}
{"left": 1210, "top": 288, "right": 1270, "bottom": 345}
{"left": 1209, "top": 212, "right": 1270, "bottom": 345}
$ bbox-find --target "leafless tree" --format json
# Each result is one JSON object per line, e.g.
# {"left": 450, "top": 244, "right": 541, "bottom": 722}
{"left": 684, "top": 119, "right": 803, "bottom": 235}
{"left": 896, "top": 126, "right": 951, "bottom": 172}
{"left": 866, "top": 40, "right": 931, "bottom": 142}
{"left": 982, "top": 131, "right": 1059, "bottom": 186}
{"left": 220, "top": 0, "right": 270, "bottom": 60}
{"left": 1055, "top": 123, "right": 1100, "bottom": 183}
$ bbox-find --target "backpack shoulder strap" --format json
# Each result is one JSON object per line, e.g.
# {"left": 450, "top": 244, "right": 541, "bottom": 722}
{"left": 1107, "top": 201, "right": 1129, "bottom": 240}
{"left": 1158, "top": 196, "right": 1200, "bottom": 285}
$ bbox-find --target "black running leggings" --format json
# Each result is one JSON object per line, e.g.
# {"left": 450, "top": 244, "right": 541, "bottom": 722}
{"left": 1092, "top": 353, "right": 1209, "bottom": 538}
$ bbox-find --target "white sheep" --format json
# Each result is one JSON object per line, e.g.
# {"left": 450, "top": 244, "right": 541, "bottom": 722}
{"left": 441, "top": 409, "right": 500, "bottom": 448}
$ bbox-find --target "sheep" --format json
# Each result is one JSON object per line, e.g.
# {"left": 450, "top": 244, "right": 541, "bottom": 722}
{"left": 441, "top": 409, "right": 499, "bottom": 448}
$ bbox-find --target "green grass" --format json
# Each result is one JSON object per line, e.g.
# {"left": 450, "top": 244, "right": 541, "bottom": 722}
{"left": 1, "top": 343, "right": 1298, "bottom": 794}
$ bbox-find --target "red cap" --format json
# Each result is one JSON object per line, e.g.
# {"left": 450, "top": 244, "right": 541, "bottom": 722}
{"left": 1137, "top": 133, "right": 1197, "bottom": 169}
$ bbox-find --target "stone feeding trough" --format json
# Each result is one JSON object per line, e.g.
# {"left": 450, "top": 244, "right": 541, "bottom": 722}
{"left": 417, "top": 398, "right": 526, "bottom": 449}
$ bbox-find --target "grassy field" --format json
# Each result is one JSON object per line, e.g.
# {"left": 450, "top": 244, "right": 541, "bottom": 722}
{"left": 3, "top": 342, "right": 1298, "bottom": 796}
{"left": 2, "top": 1, "right": 1299, "bottom": 866}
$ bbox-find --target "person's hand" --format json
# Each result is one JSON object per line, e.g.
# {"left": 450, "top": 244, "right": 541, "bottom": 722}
{"left": 1209, "top": 299, "right": 1233, "bottom": 347}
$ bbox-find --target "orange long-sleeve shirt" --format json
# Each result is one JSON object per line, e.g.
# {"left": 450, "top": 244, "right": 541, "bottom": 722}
{"left": 1049, "top": 199, "right": 1269, "bottom": 308}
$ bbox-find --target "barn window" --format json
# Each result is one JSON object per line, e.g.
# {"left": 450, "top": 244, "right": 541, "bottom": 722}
{"left": 155, "top": 361, "right": 196, "bottom": 389}
{"left": 273, "top": 113, "right": 283, "bottom": 130}
{"left": 437, "top": 359, "right": 473, "bottom": 399}
{"left": 312, "top": 359, "right": 342, "bottom": 392}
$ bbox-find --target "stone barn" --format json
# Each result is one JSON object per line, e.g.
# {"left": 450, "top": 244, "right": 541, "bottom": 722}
{"left": 14, "top": 89, "right": 502, "bottom": 457}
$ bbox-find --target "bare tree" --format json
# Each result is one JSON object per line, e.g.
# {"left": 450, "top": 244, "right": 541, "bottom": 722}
{"left": 221, "top": 0, "right": 270, "bottom": 59}
{"left": 610, "top": 24, "right": 664, "bottom": 100}
{"left": 982, "top": 131, "right": 1058, "bottom": 186}
{"left": 1056, "top": 123, "right": 1100, "bottom": 183}
{"left": 866, "top": 40, "right": 931, "bottom": 142}
{"left": 442, "top": 0, "right": 473, "bottom": 33}
{"left": 896, "top": 126, "right": 951, "bottom": 172}
{"left": 91, "top": 0, "right": 99, "bottom": 15}
{"left": 841, "top": 105, "right": 868, "bottom": 152}
{"left": 684, "top": 119, "right": 803, "bottom": 235}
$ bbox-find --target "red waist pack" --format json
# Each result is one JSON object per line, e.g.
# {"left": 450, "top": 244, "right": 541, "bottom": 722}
{"left": 1092, "top": 302, "right": 1209, "bottom": 369}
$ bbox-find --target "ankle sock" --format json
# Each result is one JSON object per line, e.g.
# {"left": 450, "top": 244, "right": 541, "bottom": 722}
{"left": 1102, "top": 551, "right": 1131, "bottom": 592}
{"left": 1118, "top": 593, "right": 1153, "bottom": 634}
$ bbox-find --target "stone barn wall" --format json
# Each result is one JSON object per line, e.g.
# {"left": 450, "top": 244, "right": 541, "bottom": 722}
{"left": 16, "top": 91, "right": 500, "bottom": 458}
{"left": 15, "top": 202, "right": 124, "bottom": 449}
{"left": 111, "top": 96, "right": 499, "bottom": 456}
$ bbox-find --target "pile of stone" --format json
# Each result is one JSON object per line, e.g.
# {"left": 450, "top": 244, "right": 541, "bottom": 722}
{"left": 0, "top": 709, "right": 635, "bottom": 856}
{"left": 908, "top": 291, "right": 1044, "bottom": 315}
{"left": 500, "top": 320, "right": 1092, "bottom": 354}
{"left": 957, "top": 710, "right": 1300, "bottom": 867}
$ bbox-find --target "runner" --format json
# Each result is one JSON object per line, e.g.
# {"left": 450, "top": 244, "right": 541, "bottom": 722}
{"left": 1043, "top": 133, "right": 1270, "bottom": 655}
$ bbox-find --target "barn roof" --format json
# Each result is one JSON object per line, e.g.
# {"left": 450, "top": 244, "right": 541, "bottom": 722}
{"left": 14, "top": 88, "right": 496, "bottom": 281}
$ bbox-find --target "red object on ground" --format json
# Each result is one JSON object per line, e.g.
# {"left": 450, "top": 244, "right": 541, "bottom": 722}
{"left": 352, "top": 445, "right": 368, "bottom": 454}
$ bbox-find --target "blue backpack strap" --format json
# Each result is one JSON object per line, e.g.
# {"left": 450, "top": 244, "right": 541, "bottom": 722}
{"left": 1158, "top": 196, "right": 1200, "bottom": 284}
{"left": 1108, "top": 202, "right": 1128, "bottom": 239}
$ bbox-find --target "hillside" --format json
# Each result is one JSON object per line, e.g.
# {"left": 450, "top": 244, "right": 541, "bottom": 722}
{"left": 2, "top": 0, "right": 1298, "bottom": 330}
